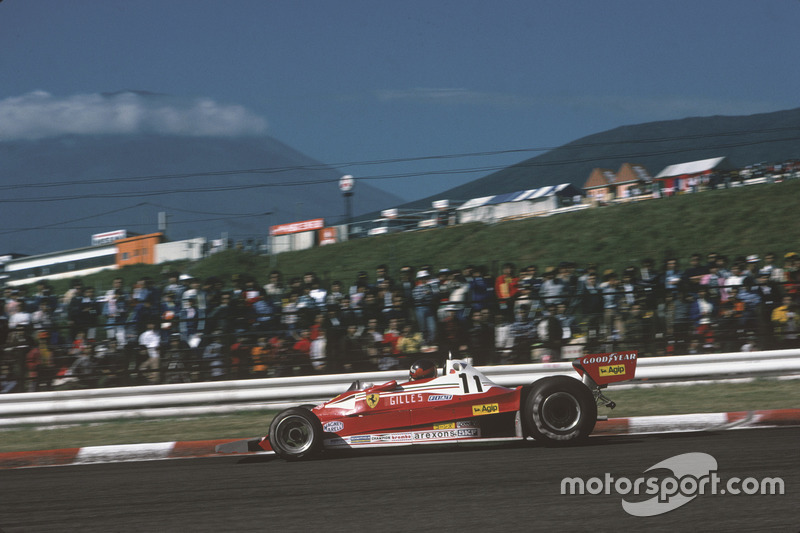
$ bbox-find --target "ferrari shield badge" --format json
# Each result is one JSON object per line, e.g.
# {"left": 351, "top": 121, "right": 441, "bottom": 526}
{"left": 366, "top": 392, "right": 380, "bottom": 408}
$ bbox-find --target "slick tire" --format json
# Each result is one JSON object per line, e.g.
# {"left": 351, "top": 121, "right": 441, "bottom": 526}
{"left": 522, "top": 376, "right": 597, "bottom": 446}
{"left": 268, "top": 407, "right": 324, "bottom": 460}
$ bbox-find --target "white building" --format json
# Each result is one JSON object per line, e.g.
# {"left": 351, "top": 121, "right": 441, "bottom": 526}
{"left": 457, "top": 183, "right": 584, "bottom": 224}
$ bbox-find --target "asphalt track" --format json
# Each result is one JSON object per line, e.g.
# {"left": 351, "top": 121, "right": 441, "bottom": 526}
{"left": 0, "top": 428, "right": 797, "bottom": 532}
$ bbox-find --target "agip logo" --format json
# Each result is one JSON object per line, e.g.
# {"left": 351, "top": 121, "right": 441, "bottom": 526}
{"left": 472, "top": 403, "right": 499, "bottom": 416}
{"left": 599, "top": 364, "right": 626, "bottom": 377}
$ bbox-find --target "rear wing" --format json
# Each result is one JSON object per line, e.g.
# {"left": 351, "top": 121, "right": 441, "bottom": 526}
{"left": 572, "top": 351, "right": 638, "bottom": 387}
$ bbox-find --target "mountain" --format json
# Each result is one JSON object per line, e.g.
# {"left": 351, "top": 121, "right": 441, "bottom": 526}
{"left": 0, "top": 134, "right": 403, "bottom": 255}
{"left": 4, "top": 106, "right": 799, "bottom": 256}
{"left": 396, "top": 107, "right": 800, "bottom": 209}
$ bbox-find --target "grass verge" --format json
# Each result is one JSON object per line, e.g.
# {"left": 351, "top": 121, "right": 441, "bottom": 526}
{"left": 0, "top": 379, "right": 798, "bottom": 453}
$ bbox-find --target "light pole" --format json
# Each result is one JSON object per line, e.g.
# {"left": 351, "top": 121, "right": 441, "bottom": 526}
{"left": 339, "top": 174, "right": 354, "bottom": 239}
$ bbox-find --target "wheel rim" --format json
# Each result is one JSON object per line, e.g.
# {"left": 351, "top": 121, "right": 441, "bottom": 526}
{"left": 541, "top": 392, "right": 581, "bottom": 432}
{"left": 274, "top": 415, "right": 315, "bottom": 454}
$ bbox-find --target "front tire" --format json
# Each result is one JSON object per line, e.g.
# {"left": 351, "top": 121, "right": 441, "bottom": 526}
{"left": 522, "top": 376, "right": 597, "bottom": 445}
{"left": 268, "top": 407, "right": 323, "bottom": 460}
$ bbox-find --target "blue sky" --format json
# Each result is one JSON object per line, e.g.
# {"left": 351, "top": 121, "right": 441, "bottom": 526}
{"left": 2, "top": 0, "right": 800, "bottom": 201}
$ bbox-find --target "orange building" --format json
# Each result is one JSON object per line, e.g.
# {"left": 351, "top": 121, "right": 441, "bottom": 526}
{"left": 116, "top": 232, "right": 165, "bottom": 267}
{"left": 614, "top": 163, "right": 652, "bottom": 199}
{"left": 583, "top": 164, "right": 651, "bottom": 203}
{"left": 583, "top": 168, "right": 617, "bottom": 204}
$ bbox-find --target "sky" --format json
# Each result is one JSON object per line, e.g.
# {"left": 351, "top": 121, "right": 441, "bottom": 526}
{"left": 2, "top": 0, "right": 800, "bottom": 204}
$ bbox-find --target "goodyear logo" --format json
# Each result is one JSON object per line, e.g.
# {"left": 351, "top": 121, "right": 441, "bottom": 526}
{"left": 434, "top": 422, "right": 455, "bottom": 430}
{"left": 366, "top": 393, "right": 380, "bottom": 408}
{"left": 599, "top": 365, "right": 626, "bottom": 377}
{"left": 472, "top": 403, "right": 499, "bottom": 416}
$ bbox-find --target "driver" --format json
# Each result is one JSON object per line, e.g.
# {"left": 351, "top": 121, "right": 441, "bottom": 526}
{"left": 409, "top": 359, "right": 437, "bottom": 381}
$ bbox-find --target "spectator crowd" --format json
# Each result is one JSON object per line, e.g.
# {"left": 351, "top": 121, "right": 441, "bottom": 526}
{"left": 2, "top": 250, "right": 799, "bottom": 393}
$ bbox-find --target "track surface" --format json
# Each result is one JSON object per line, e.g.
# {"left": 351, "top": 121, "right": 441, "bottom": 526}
{"left": 0, "top": 428, "right": 797, "bottom": 532}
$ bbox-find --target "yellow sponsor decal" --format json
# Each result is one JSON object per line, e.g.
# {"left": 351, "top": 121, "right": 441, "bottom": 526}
{"left": 471, "top": 403, "right": 499, "bottom": 416}
{"left": 366, "top": 392, "right": 380, "bottom": 408}
{"left": 599, "top": 365, "right": 626, "bottom": 377}
{"left": 434, "top": 422, "right": 455, "bottom": 430}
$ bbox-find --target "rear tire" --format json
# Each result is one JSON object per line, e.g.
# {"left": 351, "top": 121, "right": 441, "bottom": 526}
{"left": 268, "top": 407, "right": 323, "bottom": 460}
{"left": 522, "top": 376, "right": 597, "bottom": 445}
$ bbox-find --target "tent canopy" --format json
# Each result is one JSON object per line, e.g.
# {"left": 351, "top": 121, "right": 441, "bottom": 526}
{"left": 457, "top": 183, "right": 580, "bottom": 210}
{"left": 654, "top": 157, "right": 731, "bottom": 179}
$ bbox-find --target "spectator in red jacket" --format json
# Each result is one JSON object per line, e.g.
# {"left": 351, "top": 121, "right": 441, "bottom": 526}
{"left": 291, "top": 329, "right": 312, "bottom": 373}
{"left": 494, "top": 262, "right": 519, "bottom": 319}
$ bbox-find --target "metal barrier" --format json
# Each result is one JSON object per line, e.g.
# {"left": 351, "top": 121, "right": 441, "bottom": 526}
{"left": 1, "top": 349, "right": 799, "bottom": 427}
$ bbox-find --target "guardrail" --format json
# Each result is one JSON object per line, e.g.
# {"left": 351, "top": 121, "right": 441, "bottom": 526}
{"left": 1, "top": 349, "right": 799, "bottom": 427}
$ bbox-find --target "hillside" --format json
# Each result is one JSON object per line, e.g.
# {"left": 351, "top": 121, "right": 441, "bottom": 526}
{"left": 0, "top": 134, "right": 402, "bottom": 255}
{"left": 397, "top": 107, "right": 800, "bottom": 209}
{"left": 5, "top": 106, "right": 799, "bottom": 259}
{"left": 73, "top": 178, "right": 800, "bottom": 292}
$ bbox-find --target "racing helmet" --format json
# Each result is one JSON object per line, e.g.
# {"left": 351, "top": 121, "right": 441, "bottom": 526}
{"left": 409, "top": 359, "right": 437, "bottom": 381}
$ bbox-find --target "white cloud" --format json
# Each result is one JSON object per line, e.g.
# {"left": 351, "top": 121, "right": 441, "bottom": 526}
{"left": 0, "top": 91, "right": 268, "bottom": 140}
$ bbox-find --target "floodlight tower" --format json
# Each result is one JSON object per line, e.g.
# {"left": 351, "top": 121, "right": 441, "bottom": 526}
{"left": 339, "top": 174, "right": 354, "bottom": 238}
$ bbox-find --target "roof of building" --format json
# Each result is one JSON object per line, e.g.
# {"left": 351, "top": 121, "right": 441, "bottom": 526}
{"left": 654, "top": 157, "right": 731, "bottom": 179}
{"left": 457, "top": 183, "right": 580, "bottom": 210}
{"left": 615, "top": 163, "right": 652, "bottom": 184}
{"left": 583, "top": 168, "right": 617, "bottom": 189}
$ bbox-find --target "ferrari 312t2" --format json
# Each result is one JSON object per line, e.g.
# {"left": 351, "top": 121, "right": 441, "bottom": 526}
{"left": 216, "top": 352, "right": 637, "bottom": 460}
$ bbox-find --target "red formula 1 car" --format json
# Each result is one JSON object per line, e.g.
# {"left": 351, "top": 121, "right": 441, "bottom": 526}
{"left": 216, "top": 352, "right": 638, "bottom": 460}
